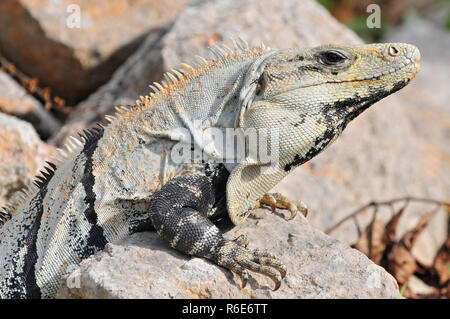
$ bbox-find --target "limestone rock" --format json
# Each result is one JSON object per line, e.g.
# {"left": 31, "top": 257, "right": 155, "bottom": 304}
{"left": 0, "top": 70, "right": 61, "bottom": 138}
{"left": 0, "top": 0, "right": 189, "bottom": 103}
{"left": 49, "top": 29, "right": 167, "bottom": 146}
{"left": 0, "top": 112, "right": 55, "bottom": 208}
{"left": 57, "top": 211, "right": 400, "bottom": 299}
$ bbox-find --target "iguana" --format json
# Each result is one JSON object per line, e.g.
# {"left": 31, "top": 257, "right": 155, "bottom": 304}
{"left": 0, "top": 40, "right": 420, "bottom": 298}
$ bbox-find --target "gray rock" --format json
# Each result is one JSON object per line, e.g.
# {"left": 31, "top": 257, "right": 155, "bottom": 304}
{"left": 160, "top": 0, "right": 362, "bottom": 66}
{"left": 0, "top": 0, "right": 189, "bottom": 103}
{"left": 0, "top": 70, "right": 61, "bottom": 139}
{"left": 57, "top": 211, "right": 400, "bottom": 299}
{"left": 0, "top": 113, "right": 55, "bottom": 208}
{"left": 49, "top": 29, "right": 167, "bottom": 146}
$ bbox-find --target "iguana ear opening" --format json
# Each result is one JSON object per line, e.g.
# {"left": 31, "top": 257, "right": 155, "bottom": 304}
{"left": 226, "top": 161, "right": 288, "bottom": 225}
{"left": 235, "top": 51, "right": 278, "bottom": 129}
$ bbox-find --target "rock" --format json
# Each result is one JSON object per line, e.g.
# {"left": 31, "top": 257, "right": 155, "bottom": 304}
{"left": 0, "top": 112, "right": 55, "bottom": 208}
{"left": 0, "top": 70, "right": 61, "bottom": 139}
{"left": 57, "top": 211, "right": 400, "bottom": 299}
{"left": 49, "top": 29, "right": 167, "bottom": 146}
{"left": 160, "top": 0, "right": 362, "bottom": 65}
{"left": 0, "top": 0, "right": 189, "bottom": 103}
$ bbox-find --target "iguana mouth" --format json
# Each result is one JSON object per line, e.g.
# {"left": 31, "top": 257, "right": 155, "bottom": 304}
{"left": 275, "top": 44, "right": 420, "bottom": 96}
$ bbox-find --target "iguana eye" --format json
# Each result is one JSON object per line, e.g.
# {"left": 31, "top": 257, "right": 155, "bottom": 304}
{"left": 319, "top": 50, "right": 346, "bottom": 65}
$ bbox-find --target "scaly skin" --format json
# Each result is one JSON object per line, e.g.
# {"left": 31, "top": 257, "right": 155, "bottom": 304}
{"left": 0, "top": 41, "right": 420, "bottom": 298}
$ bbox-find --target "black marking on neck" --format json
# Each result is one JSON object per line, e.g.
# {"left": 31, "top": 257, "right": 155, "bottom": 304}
{"left": 319, "top": 79, "right": 409, "bottom": 131}
{"left": 284, "top": 126, "right": 338, "bottom": 172}
{"left": 284, "top": 154, "right": 301, "bottom": 172}
{"left": 283, "top": 80, "right": 410, "bottom": 173}
{"left": 342, "top": 80, "right": 408, "bottom": 123}
{"left": 79, "top": 126, "right": 108, "bottom": 258}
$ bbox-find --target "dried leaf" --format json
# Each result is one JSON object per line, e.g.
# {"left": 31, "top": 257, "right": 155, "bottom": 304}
{"left": 342, "top": 198, "right": 448, "bottom": 298}
{"left": 385, "top": 205, "right": 407, "bottom": 244}
{"left": 388, "top": 243, "right": 417, "bottom": 284}
{"left": 352, "top": 219, "right": 386, "bottom": 264}
{"left": 400, "top": 209, "right": 437, "bottom": 250}
{"left": 433, "top": 237, "right": 450, "bottom": 286}
{"left": 28, "top": 77, "right": 38, "bottom": 93}
{"left": 388, "top": 209, "right": 438, "bottom": 286}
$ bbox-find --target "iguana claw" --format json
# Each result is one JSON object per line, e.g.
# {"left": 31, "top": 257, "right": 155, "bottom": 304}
{"left": 213, "top": 236, "right": 287, "bottom": 291}
{"left": 257, "top": 193, "right": 308, "bottom": 220}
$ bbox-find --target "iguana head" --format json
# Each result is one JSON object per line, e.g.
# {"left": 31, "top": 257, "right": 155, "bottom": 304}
{"left": 240, "top": 42, "right": 420, "bottom": 130}
{"left": 227, "top": 43, "right": 420, "bottom": 225}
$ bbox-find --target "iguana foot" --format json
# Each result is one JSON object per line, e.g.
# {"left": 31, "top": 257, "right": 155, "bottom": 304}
{"left": 256, "top": 192, "right": 308, "bottom": 220}
{"left": 213, "top": 235, "right": 287, "bottom": 290}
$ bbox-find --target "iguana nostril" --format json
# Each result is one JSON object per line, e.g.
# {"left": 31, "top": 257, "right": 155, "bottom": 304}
{"left": 388, "top": 45, "right": 399, "bottom": 56}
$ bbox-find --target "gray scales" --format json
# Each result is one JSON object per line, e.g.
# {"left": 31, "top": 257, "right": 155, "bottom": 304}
{"left": 0, "top": 40, "right": 420, "bottom": 298}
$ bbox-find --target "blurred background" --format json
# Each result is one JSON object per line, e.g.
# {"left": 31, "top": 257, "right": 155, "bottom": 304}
{"left": 320, "top": 0, "right": 450, "bottom": 41}
{"left": 0, "top": 0, "right": 448, "bottom": 298}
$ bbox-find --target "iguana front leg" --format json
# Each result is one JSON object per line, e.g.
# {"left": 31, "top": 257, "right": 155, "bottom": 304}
{"left": 148, "top": 174, "right": 286, "bottom": 290}
{"left": 256, "top": 193, "right": 308, "bottom": 220}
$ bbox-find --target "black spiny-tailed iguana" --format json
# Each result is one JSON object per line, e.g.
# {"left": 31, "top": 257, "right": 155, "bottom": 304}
{"left": 0, "top": 40, "right": 420, "bottom": 298}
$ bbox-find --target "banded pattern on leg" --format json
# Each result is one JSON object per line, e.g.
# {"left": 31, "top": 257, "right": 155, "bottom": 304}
{"left": 148, "top": 174, "right": 287, "bottom": 290}
{"left": 149, "top": 174, "right": 221, "bottom": 257}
